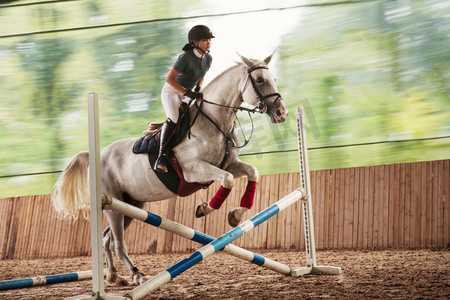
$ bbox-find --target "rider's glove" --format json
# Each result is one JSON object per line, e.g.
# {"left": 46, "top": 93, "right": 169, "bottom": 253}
{"left": 184, "top": 89, "right": 203, "bottom": 100}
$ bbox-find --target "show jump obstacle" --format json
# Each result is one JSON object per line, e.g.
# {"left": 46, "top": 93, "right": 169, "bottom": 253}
{"left": 14, "top": 93, "right": 339, "bottom": 299}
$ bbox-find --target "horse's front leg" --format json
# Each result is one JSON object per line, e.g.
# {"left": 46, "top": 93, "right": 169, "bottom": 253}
{"left": 225, "top": 160, "right": 259, "bottom": 227}
{"left": 181, "top": 160, "right": 236, "bottom": 219}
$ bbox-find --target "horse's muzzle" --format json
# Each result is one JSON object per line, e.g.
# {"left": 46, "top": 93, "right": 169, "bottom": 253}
{"left": 270, "top": 99, "right": 288, "bottom": 123}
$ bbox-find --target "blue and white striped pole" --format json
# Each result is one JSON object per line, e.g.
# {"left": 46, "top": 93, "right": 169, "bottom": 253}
{"left": 0, "top": 270, "right": 95, "bottom": 290}
{"left": 124, "top": 188, "right": 304, "bottom": 300}
{"left": 103, "top": 195, "right": 299, "bottom": 277}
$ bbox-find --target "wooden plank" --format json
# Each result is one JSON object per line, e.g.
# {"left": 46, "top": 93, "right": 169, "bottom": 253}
{"left": 404, "top": 163, "right": 412, "bottom": 248}
{"left": 252, "top": 175, "right": 263, "bottom": 248}
{"left": 373, "top": 165, "right": 382, "bottom": 248}
{"left": 28, "top": 195, "right": 43, "bottom": 258}
{"left": 0, "top": 198, "right": 11, "bottom": 259}
{"left": 444, "top": 160, "right": 450, "bottom": 249}
{"left": 412, "top": 162, "right": 422, "bottom": 248}
{"left": 15, "top": 196, "right": 28, "bottom": 259}
{"left": 382, "top": 165, "right": 390, "bottom": 248}
{"left": 291, "top": 171, "right": 302, "bottom": 250}
{"left": 340, "top": 168, "right": 346, "bottom": 249}
{"left": 343, "top": 168, "right": 354, "bottom": 248}
{"left": 398, "top": 164, "right": 406, "bottom": 248}
{"left": 420, "top": 161, "right": 427, "bottom": 248}
{"left": 274, "top": 174, "right": 283, "bottom": 249}
{"left": 391, "top": 164, "right": 401, "bottom": 248}
{"left": 436, "top": 160, "right": 444, "bottom": 248}
{"left": 388, "top": 165, "right": 395, "bottom": 248}
{"left": 14, "top": 196, "right": 26, "bottom": 259}
{"left": 331, "top": 169, "right": 338, "bottom": 249}
{"left": 285, "top": 172, "right": 295, "bottom": 249}
{"left": 425, "top": 161, "right": 433, "bottom": 248}
{"left": 322, "top": 170, "right": 331, "bottom": 249}
{"left": 163, "top": 197, "right": 177, "bottom": 253}
{"left": 357, "top": 167, "right": 365, "bottom": 249}
{"left": 329, "top": 169, "right": 337, "bottom": 249}
{"left": 368, "top": 167, "right": 378, "bottom": 249}
{"left": 313, "top": 170, "right": 323, "bottom": 249}
{"left": 6, "top": 197, "right": 20, "bottom": 259}
{"left": 352, "top": 167, "right": 360, "bottom": 249}
{"left": 266, "top": 173, "right": 280, "bottom": 249}
{"left": 431, "top": 161, "right": 439, "bottom": 247}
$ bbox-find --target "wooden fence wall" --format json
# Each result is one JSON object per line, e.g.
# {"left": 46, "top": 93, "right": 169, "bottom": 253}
{"left": 0, "top": 159, "right": 448, "bottom": 260}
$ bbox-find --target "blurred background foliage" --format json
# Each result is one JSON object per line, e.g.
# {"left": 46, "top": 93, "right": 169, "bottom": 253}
{"left": 0, "top": 0, "right": 448, "bottom": 197}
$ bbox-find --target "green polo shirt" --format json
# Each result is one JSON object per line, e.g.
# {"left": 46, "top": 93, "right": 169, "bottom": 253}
{"left": 173, "top": 50, "right": 212, "bottom": 90}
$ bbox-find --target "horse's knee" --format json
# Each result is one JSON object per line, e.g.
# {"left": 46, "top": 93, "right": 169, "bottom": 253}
{"left": 222, "top": 173, "right": 234, "bottom": 189}
{"left": 247, "top": 167, "right": 259, "bottom": 182}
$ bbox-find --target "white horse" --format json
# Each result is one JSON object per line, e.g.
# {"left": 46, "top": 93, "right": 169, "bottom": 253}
{"left": 51, "top": 53, "right": 288, "bottom": 286}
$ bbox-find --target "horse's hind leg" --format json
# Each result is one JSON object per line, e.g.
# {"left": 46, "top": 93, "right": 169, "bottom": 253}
{"left": 104, "top": 203, "right": 147, "bottom": 286}
{"left": 102, "top": 218, "right": 129, "bottom": 286}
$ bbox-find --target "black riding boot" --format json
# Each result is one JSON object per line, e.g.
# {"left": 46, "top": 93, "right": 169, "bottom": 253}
{"left": 154, "top": 118, "right": 177, "bottom": 173}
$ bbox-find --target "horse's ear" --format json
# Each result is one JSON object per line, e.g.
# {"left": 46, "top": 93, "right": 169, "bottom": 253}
{"left": 264, "top": 51, "right": 276, "bottom": 65}
{"left": 237, "top": 52, "right": 253, "bottom": 67}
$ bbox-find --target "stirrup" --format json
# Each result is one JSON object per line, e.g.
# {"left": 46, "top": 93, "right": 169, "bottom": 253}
{"left": 154, "top": 154, "right": 169, "bottom": 173}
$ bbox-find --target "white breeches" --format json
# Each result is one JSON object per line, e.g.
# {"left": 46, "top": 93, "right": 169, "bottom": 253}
{"left": 161, "top": 82, "right": 190, "bottom": 123}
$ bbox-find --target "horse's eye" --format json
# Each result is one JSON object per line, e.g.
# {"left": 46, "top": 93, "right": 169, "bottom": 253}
{"left": 256, "top": 76, "right": 264, "bottom": 85}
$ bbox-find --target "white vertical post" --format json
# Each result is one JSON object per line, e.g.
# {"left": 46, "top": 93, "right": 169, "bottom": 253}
{"left": 296, "top": 106, "right": 317, "bottom": 268}
{"left": 291, "top": 107, "right": 342, "bottom": 276}
{"left": 70, "top": 93, "right": 129, "bottom": 299}
{"left": 87, "top": 93, "right": 105, "bottom": 297}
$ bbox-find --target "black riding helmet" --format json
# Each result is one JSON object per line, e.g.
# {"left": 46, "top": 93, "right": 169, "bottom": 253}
{"left": 188, "top": 25, "right": 215, "bottom": 42}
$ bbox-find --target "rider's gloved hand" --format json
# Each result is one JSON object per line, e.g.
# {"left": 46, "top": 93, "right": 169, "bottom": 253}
{"left": 184, "top": 89, "right": 203, "bottom": 100}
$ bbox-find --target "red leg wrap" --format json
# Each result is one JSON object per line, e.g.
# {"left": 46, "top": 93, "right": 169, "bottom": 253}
{"left": 209, "top": 186, "right": 232, "bottom": 209}
{"left": 240, "top": 181, "right": 257, "bottom": 209}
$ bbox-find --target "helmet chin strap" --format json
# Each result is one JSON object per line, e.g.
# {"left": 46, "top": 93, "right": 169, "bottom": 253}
{"left": 192, "top": 41, "right": 209, "bottom": 56}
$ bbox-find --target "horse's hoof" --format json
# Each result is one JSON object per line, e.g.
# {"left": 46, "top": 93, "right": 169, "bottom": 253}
{"left": 105, "top": 267, "right": 130, "bottom": 286}
{"left": 228, "top": 210, "right": 240, "bottom": 228}
{"left": 105, "top": 267, "right": 118, "bottom": 283}
{"left": 195, "top": 202, "right": 208, "bottom": 218}
{"left": 132, "top": 272, "right": 146, "bottom": 285}
{"left": 113, "top": 276, "right": 129, "bottom": 287}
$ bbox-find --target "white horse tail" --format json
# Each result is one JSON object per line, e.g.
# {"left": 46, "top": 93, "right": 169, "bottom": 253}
{"left": 51, "top": 151, "right": 90, "bottom": 220}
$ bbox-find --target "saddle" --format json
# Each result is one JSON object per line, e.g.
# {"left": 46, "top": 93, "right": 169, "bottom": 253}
{"left": 132, "top": 103, "right": 210, "bottom": 197}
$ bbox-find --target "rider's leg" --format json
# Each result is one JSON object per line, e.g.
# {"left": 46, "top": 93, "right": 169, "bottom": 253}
{"left": 154, "top": 118, "right": 177, "bottom": 173}
{"left": 154, "top": 83, "right": 182, "bottom": 173}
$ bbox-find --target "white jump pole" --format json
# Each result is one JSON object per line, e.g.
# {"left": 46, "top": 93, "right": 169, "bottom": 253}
{"left": 102, "top": 195, "right": 293, "bottom": 276}
{"left": 69, "top": 93, "right": 129, "bottom": 300}
{"left": 291, "top": 106, "right": 342, "bottom": 276}
{"left": 125, "top": 188, "right": 306, "bottom": 300}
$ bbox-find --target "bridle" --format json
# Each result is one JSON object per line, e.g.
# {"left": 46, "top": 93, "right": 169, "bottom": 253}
{"left": 193, "top": 64, "right": 282, "bottom": 114}
{"left": 189, "top": 64, "right": 283, "bottom": 157}
{"left": 244, "top": 65, "right": 283, "bottom": 114}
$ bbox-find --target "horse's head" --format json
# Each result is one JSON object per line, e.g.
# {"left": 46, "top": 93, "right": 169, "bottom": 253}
{"left": 238, "top": 52, "right": 288, "bottom": 123}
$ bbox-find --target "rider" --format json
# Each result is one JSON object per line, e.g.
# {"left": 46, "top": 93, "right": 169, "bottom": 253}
{"left": 154, "top": 25, "right": 215, "bottom": 173}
